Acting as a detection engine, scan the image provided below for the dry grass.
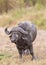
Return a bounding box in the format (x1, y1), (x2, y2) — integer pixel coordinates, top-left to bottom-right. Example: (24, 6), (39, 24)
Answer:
(0, 7), (46, 65)
(0, 28), (46, 65)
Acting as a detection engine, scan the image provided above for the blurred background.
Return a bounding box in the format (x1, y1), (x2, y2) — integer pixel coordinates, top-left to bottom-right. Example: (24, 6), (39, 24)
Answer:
(0, 0), (46, 29)
(0, 0), (46, 65)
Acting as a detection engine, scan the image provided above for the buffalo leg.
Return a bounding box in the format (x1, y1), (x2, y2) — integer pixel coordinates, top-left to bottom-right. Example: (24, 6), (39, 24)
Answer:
(29, 44), (35, 60)
(16, 45), (22, 59)
(18, 49), (22, 59)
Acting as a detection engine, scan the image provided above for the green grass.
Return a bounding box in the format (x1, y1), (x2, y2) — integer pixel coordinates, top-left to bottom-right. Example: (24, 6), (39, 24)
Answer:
(11, 9), (26, 19)
(0, 53), (12, 61)
(0, 7), (46, 29)
(0, 54), (4, 60)
(34, 18), (46, 29)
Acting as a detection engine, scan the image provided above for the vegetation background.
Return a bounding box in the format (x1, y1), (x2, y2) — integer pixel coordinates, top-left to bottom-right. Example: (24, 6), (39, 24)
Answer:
(0, 0), (46, 29)
(0, 0), (46, 65)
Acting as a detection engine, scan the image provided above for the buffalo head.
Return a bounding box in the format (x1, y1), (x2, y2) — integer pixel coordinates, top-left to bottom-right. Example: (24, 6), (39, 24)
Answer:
(5, 27), (28, 43)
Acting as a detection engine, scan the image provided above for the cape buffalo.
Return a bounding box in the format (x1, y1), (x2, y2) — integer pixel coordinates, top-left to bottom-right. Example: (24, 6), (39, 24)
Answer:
(5, 21), (37, 60)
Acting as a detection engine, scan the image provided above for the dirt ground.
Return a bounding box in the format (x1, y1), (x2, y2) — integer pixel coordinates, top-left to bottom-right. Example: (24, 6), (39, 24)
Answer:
(0, 27), (46, 65)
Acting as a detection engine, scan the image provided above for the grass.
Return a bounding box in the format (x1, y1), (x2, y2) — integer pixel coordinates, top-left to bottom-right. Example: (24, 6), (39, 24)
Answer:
(0, 54), (4, 60)
(0, 5), (46, 65)
(0, 52), (46, 65)
(0, 7), (46, 29)
(0, 27), (46, 65)
(34, 17), (46, 29)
